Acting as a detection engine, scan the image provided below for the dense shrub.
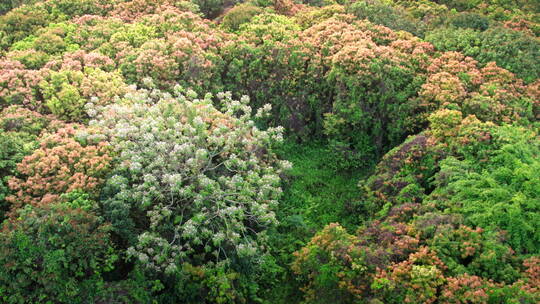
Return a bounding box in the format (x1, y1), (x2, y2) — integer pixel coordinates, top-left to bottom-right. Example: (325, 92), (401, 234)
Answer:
(292, 223), (368, 303)
(220, 4), (264, 32)
(0, 106), (53, 220)
(347, 0), (425, 37)
(372, 247), (447, 304)
(0, 58), (45, 109)
(0, 105), (57, 135)
(222, 13), (315, 136)
(0, 3), (51, 49)
(428, 225), (521, 283)
(357, 132), (443, 216)
(426, 27), (540, 83)
(0, 0), (38, 16)
(193, 0), (226, 19)
(0, 196), (115, 304)
(449, 12), (490, 31)
(39, 68), (128, 121)
(109, 0), (200, 22)
(44, 0), (116, 19)
(316, 18), (434, 167)
(117, 32), (222, 92)
(419, 52), (536, 124)
(92, 87), (290, 301)
(0, 132), (34, 220)
(6, 124), (112, 210)
(431, 124), (540, 254)
(0, 1), (538, 303)
(293, 218), (421, 303)
(5, 49), (50, 69)
(10, 22), (79, 56)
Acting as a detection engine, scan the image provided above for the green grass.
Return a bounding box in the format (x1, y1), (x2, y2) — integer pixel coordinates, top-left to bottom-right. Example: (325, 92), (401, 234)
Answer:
(277, 140), (367, 229)
(262, 140), (369, 303)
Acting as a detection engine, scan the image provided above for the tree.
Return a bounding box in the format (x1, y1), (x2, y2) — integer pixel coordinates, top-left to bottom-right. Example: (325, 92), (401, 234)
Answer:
(92, 86), (290, 302)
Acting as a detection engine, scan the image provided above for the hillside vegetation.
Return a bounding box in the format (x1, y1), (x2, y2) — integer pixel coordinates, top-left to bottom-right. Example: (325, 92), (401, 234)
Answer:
(0, 0), (539, 303)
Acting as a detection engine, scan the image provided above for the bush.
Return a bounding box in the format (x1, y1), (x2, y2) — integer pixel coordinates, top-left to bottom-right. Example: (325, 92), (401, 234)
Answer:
(220, 4), (263, 32)
(292, 223), (369, 304)
(293, 219), (421, 303)
(347, 0), (424, 37)
(117, 32), (222, 92)
(0, 105), (56, 135)
(193, 0), (226, 19)
(44, 0), (116, 19)
(418, 52), (535, 124)
(476, 27), (539, 83)
(0, 131), (35, 221)
(5, 49), (50, 69)
(222, 13), (313, 136)
(449, 12), (490, 31)
(432, 124), (540, 254)
(39, 68), (128, 121)
(0, 106), (53, 220)
(92, 87), (290, 302)
(0, 0), (38, 15)
(0, 3), (51, 49)
(10, 22), (80, 56)
(437, 0), (482, 11)
(6, 124), (112, 211)
(323, 30), (432, 167)
(426, 27), (540, 83)
(428, 225), (521, 283)
(372, 247), (447, 304)
(0, 196), (115, 303)
(0, 59), (45, 109)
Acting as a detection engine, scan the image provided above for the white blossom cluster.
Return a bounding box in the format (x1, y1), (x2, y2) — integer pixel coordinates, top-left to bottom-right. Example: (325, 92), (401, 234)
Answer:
(91, 86), (291, 273)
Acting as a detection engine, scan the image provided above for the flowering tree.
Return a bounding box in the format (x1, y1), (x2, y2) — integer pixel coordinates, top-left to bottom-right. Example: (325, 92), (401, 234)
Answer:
(91, 86), (290, 297)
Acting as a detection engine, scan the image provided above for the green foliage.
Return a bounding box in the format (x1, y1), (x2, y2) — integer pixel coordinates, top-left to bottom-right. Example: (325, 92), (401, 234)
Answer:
(262, 141), (364, 303)
(193, 0), (227, 19)
(44, 0), (116, 20)
(277, 141), (364, 228)
(475, 27), (539, 83)
(372, 247), (447, 304)
(0, 3), (51, 49)
(40, 70), (86, 120)
(0, 1), (539, 303)
(432, 125), (540, 254)
(0, 0), (38, 16)
(39, 68), (128, 121)
(5, 49), (50, 69)
(92, 87), (289, 302)
(6, 124), (112, 210)
(325, 59), (424, 168)
(0, 131), (36, 221)
(347, 0), (425, 36)
(99, 22), (158, 58)
(0, 106), (49, 221)
(10, 22), (79, 56)
(449, 12), (490, 30)
(427, 26), (540, 83)
(437, 0), (482, 11)
(221, 4), (264, 32)
(292, 223), (369, 304)
(0, 199), (116, 303)
(357, 132), (442, 217)
(222, 13), (315, 137)
(428, 225), (521, 283)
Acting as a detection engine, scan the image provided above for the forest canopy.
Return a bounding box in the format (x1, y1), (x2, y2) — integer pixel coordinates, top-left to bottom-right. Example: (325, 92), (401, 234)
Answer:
(0, 0), (539, 303)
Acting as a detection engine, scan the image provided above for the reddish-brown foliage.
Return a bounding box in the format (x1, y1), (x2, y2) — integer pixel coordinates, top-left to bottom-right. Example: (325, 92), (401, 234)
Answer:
(6, 125), (111, 211)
